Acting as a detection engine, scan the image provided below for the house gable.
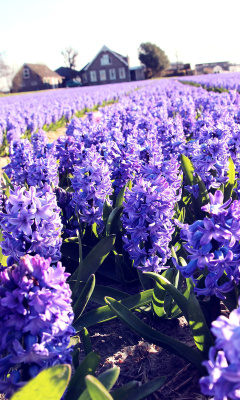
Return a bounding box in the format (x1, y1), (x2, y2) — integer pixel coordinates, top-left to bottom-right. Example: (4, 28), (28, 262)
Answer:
(80, 45), (130, 86)
(12, 64), (63, 93)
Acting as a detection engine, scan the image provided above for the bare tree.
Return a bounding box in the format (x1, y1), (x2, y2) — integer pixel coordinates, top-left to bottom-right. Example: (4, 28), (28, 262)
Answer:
(61, 47), (78, 70)
(0, 53), (13, 91)
(0, 53), (10, 78)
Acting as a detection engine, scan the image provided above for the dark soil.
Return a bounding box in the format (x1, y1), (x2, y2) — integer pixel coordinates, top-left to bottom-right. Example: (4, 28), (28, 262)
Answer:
(78, 275), (209, 400)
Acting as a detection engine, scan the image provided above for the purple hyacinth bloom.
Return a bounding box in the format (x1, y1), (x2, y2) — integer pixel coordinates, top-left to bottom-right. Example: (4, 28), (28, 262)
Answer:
(200, 301), (240, 399)
(0, 254), (75, 398)
(0, 184), (62, 264)
(3, 139), (33, 185)
(31, 129), (48, 157)
(174, 190), (240, 298)
(71, 146), (112, 231)
(27, 154), (59, 188)
(122, 175), (175, 272)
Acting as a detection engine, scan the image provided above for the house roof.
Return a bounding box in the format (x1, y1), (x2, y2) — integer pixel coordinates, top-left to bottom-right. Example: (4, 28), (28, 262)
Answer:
(55, 67), (80, 79)
(195, 62), (229, 67)
(24, 63), (62, 78)
(130, 66), (145, 71)
(81, 45), (129, 71)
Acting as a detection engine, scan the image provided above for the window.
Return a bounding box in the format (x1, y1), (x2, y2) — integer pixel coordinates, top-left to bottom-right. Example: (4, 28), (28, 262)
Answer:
(119, 67), (126, 79)
(100, 54), (112, 66)
(30, 81), (37, 86)
(90, 70), (97, 82)
(109, 68), (116, 80)
(99, 70), (106, 81)
(23, 68), (30, 79)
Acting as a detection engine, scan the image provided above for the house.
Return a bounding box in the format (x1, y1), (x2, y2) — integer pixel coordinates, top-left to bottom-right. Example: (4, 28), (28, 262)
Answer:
(195, 62), (230, 75)
(54, 67), (81, 87)
(12, 64), (64, 92)
(163, 62), (194, 77)
(80, 45), (131, 86)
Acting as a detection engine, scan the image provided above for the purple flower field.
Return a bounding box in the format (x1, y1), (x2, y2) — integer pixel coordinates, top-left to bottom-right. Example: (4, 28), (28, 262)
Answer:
(179, 71), (240, 91)
(1, 77), (240, 399)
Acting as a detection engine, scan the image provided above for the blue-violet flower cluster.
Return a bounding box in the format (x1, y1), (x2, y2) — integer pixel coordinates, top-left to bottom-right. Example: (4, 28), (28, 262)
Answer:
(0, 184), (62, 265)
(174, 190), (240, 298)
(71, 147), (112, 231)
(122, 175), (175, 272)
(200, 300), (240, 399)
(0, 254), (75, 398)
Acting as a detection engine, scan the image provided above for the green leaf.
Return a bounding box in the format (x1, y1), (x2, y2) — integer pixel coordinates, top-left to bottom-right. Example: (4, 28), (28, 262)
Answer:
(72, 230), (85, 298)
(73, 283), (130, 306)
(64, 237), (78, 243)
(181, 154), (194, 185)
(103, 200), (113, 226)
(85, 375), (113, 400)
(70, 235), (116, 282)
(112, 382), (139, 400)
(0, 229), (8, 266)
(124, 376), (166, 400)
(115, 181), (131, 208)
(145, 272), (189, 322)
(2, 172), (14, 190)
(194, 173), (210, 213)
(78, 368), (120, 400)
(152, 269), (175, 318)
(178, 207), (185, 223)
(106, 207), (123, 236)
(181, 155), (209, 219)
(68, 335), (80, 348)
(188, 293), (215, 356)
(10, 364), (71, 400)
(65, 352), (101, 400)
(81, 327), (93, 356)
(74, 289), (153, 332)
(92, 223), (99, 238)
(73, 275), (95, 322)
(224, 157), (235, 202)
(105, 297), (205, 371)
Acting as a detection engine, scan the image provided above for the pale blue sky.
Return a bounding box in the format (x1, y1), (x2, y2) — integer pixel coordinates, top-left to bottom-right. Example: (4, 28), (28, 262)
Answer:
(1, 0), (240, 73)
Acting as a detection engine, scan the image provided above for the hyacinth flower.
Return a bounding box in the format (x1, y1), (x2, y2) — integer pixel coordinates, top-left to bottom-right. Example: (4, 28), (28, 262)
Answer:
(174, 190), (240, 299)
(110, 143), (142, 195)
(0, 184), (62, 265)
(55, 135), (85, 177)
(184, 135), (230, 192)
(27, 154), (59, 188)
(3, 139), (33, 185)
(122, 174), (176, 272)
(71, 146), (112, 232)
(55, 187), (77, 237)
(200, 301), (240, 400)
(0, 254), (75, 398)
(31, 129), (48, 157)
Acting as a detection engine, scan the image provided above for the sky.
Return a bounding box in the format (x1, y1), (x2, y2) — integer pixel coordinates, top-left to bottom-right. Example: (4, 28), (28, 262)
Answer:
(1, 0), (240, 74)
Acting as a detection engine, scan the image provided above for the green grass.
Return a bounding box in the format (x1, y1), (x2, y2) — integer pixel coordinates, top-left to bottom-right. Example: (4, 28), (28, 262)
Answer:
(179, 80), (229, 93)
(0, 88), (64, 98)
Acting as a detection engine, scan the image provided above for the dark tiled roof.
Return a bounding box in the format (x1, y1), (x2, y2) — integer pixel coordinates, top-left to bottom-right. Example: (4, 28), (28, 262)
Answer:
(25, 64), (62, 78)
(55, 67), (80, 79)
